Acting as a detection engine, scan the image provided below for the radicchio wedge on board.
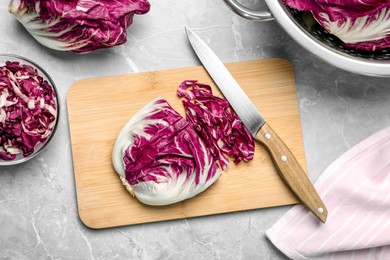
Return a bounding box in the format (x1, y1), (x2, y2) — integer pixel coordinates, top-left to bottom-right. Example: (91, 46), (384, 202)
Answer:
(177, 80), (255, 170)
(112, 98), (221, 206)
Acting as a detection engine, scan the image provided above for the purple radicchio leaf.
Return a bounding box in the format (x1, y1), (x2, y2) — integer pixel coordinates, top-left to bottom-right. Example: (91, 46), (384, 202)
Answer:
(8, 0), (151, 53)
(283, 0), (390, 51)
(177, 80), (255, 170)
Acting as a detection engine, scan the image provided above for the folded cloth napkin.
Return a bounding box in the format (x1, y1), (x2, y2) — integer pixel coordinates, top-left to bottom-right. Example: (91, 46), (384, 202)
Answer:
(266, 126), (390, 260)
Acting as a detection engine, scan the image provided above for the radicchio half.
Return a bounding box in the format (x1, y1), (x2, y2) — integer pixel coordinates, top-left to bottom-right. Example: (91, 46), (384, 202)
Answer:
(284, 0), (390, 51)
(177, 80), (255, 170)
(8, 0), (151, 53)
(112, 98), (221, 206)
(0, 61), (57, 160)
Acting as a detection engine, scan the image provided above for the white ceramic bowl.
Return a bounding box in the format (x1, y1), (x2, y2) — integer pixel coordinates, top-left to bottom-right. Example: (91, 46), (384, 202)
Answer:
(0, 54), (60, 166)
(224, 0), (390, 77)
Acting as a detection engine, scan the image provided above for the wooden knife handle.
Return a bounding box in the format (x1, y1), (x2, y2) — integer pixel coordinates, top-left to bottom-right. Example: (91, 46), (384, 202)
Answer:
(256, 122), (328, 223)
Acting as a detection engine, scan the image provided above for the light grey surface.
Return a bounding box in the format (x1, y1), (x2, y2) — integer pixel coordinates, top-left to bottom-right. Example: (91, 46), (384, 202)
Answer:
(1, 1), (390, 259)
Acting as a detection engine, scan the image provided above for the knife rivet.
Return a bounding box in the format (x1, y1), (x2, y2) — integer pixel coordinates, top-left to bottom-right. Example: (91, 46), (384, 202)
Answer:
(265, 133), (271, 139)
(280, 155), (287, 162)
(317, 207), (324, 214)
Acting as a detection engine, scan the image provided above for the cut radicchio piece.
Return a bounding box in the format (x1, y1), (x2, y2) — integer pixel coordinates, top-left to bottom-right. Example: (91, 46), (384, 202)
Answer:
(177, 80), (255, 170)
(0, 61), (57, 161)
(112, 98), (221, 206)
(8, 0), (151, 53)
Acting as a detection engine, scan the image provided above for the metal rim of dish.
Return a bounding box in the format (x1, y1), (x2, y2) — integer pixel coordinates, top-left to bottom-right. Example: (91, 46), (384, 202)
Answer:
(223, 0), (390, 77)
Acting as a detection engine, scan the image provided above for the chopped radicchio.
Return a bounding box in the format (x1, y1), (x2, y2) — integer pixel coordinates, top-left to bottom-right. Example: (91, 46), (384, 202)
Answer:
(0, 61), (57, 161)
(112, 81), (255, 206)
(8, 0), (151, 53)
(112, 98), (221, 206)
(177, 80), (255, 170)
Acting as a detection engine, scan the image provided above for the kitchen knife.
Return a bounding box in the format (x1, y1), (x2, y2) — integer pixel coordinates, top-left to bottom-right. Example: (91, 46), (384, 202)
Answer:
(185, 27), (328, 223)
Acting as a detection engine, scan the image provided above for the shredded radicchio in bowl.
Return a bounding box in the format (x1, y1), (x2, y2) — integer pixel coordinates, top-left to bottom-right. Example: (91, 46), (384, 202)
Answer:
(0, 60), (57, 161)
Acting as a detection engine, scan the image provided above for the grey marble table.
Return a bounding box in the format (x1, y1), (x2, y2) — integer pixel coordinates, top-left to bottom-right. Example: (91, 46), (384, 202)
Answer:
(1, 1), (390, 259)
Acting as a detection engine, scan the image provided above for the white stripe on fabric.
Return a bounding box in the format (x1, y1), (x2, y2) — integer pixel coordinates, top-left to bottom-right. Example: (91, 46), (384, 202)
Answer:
(278, 135), (390, 242)
(279, 146), (379, 243)
(314, 164), (390, 253)
(297, 145), (390, 251)
(326, 162), (390, 252)
(265, 127), (390, 260)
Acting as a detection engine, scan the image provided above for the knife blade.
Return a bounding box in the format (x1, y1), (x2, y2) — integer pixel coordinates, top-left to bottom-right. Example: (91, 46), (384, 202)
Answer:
(185, 27), (328, 223)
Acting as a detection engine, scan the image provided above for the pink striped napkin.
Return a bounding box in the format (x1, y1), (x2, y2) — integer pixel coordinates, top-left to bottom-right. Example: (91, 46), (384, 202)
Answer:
(266, 126), (390, 259)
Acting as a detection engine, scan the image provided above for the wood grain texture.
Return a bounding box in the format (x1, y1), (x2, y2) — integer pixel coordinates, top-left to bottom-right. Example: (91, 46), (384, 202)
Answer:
(257, 122), (327, 223)
(67, 58), (306, 229)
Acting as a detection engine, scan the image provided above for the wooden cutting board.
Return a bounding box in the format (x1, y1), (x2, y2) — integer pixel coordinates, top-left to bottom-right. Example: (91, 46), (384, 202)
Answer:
(67, 58), (306, 229)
